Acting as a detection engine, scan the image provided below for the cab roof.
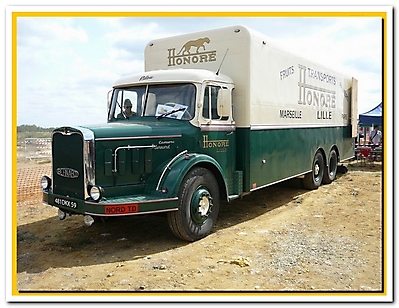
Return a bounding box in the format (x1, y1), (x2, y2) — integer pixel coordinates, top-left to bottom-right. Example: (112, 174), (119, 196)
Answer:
(113, 68), (233, 88)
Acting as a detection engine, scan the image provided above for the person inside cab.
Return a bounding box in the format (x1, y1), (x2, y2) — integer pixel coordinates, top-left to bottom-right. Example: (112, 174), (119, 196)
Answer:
(117, 99), (136, 118)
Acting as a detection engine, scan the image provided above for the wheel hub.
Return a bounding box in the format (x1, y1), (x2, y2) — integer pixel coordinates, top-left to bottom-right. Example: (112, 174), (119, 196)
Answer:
(314, 163), (320, 176)
(191, 187), (213, 224)
(198, 194), (210, 216)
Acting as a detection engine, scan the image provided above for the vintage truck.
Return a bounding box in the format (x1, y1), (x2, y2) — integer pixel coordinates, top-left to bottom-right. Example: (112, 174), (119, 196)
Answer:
(42, 25), (357, 241)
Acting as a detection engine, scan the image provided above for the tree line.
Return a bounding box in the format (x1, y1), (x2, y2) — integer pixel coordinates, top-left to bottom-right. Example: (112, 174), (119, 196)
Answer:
(17, 125), (55, 142)
(17, 124), (54, 133)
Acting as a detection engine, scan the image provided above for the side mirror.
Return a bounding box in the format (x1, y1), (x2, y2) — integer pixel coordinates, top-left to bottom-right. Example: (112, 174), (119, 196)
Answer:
(217, 88), (231, 117)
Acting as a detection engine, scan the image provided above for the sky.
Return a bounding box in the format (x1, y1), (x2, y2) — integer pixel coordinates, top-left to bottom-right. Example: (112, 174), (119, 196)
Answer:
(13, 9), (387, 128)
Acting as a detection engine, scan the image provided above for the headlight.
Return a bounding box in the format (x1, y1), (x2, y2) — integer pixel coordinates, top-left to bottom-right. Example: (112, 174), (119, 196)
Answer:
(89, 185), (104, 202)
(41, 176), (52, 190)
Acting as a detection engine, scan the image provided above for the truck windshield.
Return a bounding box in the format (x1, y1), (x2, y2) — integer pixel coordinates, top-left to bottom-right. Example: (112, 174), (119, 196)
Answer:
(108, 84), (196, 121)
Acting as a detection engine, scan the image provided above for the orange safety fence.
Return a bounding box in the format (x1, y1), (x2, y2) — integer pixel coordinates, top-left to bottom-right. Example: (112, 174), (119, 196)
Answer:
(16, 165), (51, 206)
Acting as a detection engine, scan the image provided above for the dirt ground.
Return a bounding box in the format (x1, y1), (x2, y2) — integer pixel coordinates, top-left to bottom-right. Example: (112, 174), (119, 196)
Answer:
(14, 157), (386, 300)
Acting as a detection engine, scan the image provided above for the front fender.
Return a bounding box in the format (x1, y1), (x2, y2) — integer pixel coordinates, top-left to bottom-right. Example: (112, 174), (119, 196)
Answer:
(154, 153), (228, 200)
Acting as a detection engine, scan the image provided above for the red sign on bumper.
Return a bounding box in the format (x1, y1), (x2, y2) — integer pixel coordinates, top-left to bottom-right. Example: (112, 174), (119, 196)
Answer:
(105, 204), (139, 215)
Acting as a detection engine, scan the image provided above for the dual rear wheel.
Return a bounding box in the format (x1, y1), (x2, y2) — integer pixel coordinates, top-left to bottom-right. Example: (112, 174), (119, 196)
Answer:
(303, 149), (338, 190)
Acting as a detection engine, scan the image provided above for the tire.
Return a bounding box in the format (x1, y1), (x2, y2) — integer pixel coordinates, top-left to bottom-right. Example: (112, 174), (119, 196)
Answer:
(167, 167), (220, 241)
(303, 151), (325, 190)
(323, 149), (338, 184)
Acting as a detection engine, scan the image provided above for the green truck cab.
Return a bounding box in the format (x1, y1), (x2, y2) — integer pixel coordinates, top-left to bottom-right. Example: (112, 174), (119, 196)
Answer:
(42, 69), (237, 241)
(42, 25), (357, 241)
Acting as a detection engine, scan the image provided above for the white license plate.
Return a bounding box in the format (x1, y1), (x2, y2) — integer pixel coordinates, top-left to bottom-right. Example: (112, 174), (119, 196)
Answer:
(54, 197), (77, 209)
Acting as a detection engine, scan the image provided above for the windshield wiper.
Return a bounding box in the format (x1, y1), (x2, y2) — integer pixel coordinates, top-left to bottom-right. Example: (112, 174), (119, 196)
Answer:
(157, 107), (186, 119)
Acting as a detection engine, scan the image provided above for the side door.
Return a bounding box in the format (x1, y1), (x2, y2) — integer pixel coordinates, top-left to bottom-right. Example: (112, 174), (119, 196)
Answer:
(199, 83), (236, 194)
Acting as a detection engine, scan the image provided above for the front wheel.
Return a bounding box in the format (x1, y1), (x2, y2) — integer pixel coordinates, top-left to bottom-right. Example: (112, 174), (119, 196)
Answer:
(303, 151), (325, 190)
(167, 167), (220, 241)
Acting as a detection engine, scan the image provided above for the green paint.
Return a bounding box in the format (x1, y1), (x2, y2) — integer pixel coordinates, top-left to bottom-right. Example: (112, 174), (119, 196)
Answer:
(45, 117), (353, 217)
(236, 126), (353, 191)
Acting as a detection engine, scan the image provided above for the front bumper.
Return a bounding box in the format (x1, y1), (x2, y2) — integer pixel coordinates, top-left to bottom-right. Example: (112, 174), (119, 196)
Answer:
(43, 190), (179, 217)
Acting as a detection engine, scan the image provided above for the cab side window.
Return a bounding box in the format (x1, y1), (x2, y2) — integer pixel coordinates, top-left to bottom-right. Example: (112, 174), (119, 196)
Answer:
(202, 85), (220, 120)
(202, 85), (229, 121)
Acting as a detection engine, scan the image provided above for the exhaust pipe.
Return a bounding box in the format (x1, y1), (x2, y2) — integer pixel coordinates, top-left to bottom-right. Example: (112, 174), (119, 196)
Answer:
(58, 209), (66, 220)
(84, 215), (95, 226)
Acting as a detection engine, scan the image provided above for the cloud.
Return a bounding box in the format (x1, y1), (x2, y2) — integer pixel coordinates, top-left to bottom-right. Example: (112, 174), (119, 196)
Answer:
(16, 16), (384, 127)
(18, 18), (87, 47)
(343, 57), (381, 75)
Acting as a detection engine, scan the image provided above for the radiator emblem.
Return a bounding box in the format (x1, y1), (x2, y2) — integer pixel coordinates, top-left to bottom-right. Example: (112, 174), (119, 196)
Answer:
(56, 167), (79, 179)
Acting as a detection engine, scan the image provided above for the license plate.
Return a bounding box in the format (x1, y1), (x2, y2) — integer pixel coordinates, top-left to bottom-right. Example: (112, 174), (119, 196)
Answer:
(105, 204), (139, 215)
(54, 197), (78, 209)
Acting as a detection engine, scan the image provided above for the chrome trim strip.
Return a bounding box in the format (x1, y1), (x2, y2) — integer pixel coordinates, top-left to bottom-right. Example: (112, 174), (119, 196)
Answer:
(156, 150), (188, 191)
(200, 124), (236, 132)
(76, 127), (96, 199)
(75, 126), (95, 141)
(341, 156), (356, 162)
(113, 144), (156, 173)
(250, 171), (310, 192)
(85, 196), (179, 206)
(84, 207), (179, 217)
(250, 124), (346, 130)
(95, 134), (182, 141)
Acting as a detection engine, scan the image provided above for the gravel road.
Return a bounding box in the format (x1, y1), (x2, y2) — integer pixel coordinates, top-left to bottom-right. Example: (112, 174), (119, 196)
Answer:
(15, 160), (386, 302)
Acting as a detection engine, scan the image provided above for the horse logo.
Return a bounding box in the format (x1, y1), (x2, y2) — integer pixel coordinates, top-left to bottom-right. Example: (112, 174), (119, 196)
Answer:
(178, 37), (210, 55)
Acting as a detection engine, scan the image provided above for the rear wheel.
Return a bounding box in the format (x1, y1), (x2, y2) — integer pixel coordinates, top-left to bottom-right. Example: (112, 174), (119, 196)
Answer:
(303, 151), (325, 190)
(323, 149), (338, 184)
(167, 167), (220, 241)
